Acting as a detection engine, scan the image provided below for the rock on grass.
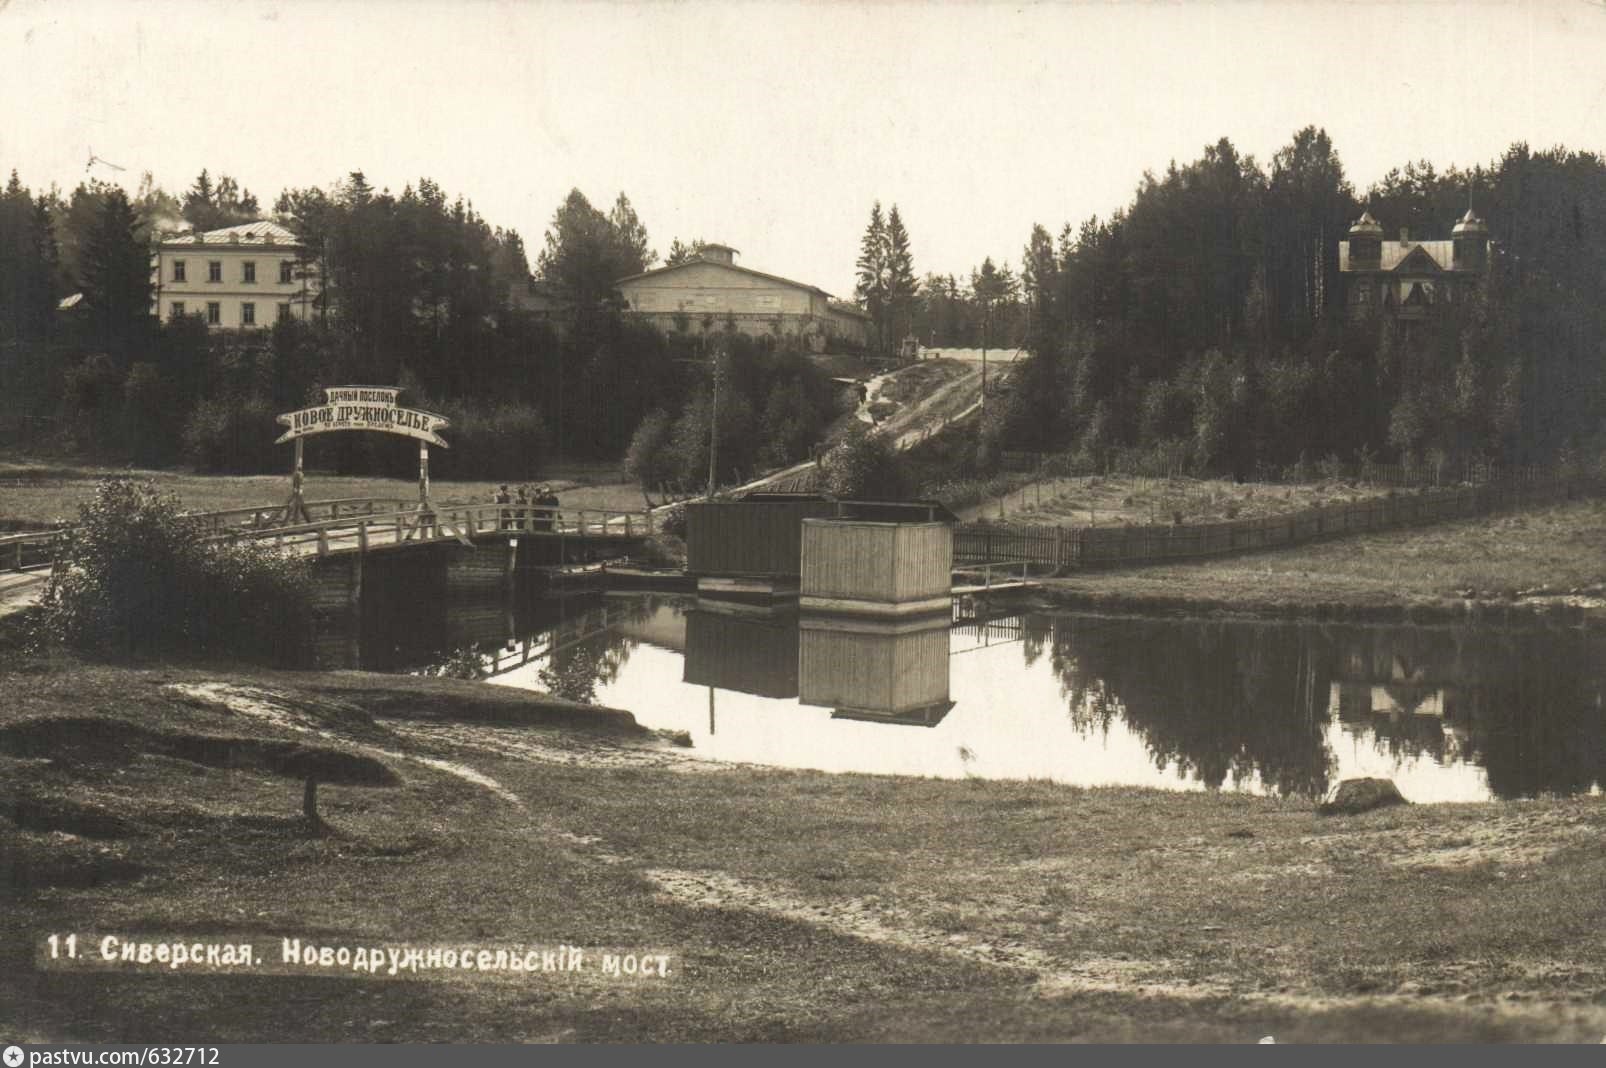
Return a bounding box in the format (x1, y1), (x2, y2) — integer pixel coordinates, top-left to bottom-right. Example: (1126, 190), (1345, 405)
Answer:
(1319, 777), (1408, 816)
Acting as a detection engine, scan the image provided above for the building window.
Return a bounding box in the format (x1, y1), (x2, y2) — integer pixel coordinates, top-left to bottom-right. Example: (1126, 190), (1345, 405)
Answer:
(242, 261), (257, 284)
(279, 261), (294, 284)
(241, 302), (256, 326)
(170, 301), (186, 319)
(206, 302), (221, 325)
(277, 303), (292, 323)
(172, 260), (187, 282)
(208, 261), (222, 283)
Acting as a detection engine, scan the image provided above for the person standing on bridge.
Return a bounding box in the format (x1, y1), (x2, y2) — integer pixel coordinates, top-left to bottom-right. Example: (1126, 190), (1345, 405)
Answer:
(495, 485), (512, 531)
(513, 485), (530, 531)
(538, 485), (559, 533)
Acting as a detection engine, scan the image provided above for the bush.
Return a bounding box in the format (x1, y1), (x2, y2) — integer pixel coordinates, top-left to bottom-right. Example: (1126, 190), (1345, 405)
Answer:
(429, 401), (549, 482)
(656, 502), (688, 538)
(182, 395), (280, 473)
(821, 425), (913, 500)
(35, 478), (313, 664)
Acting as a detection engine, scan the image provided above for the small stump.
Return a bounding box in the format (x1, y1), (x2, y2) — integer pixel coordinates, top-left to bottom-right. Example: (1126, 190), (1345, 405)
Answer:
(1318, 777), (1408, 816)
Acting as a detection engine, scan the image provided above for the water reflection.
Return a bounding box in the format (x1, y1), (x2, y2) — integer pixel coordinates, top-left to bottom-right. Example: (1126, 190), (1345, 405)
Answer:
(406, 592), (1605, 801)
(798, 615), (954, 726)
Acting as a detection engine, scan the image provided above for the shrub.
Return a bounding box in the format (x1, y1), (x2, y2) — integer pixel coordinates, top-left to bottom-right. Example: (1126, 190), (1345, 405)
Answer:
(821, 425), (912, 500)
(656, 502), (688, 538)
(182, 395), (280, 473)
(36, 478), (313, 664)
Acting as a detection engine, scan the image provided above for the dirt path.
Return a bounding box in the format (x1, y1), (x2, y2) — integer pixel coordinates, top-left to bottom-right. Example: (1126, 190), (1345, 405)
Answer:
(167, 682), (526, 806)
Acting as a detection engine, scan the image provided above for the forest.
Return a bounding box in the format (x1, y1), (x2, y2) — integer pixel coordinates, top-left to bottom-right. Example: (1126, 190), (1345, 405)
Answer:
(2, 125), (1603, 488)
(0, 171), (837, 485)
(991, 130), (1606, 476)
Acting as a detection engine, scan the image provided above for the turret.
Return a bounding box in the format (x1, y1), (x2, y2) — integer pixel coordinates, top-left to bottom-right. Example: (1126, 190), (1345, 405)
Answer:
(1451, 209), (1489, 270)
(697, 243), (739, 266)
(1347, 211), (1383, 266)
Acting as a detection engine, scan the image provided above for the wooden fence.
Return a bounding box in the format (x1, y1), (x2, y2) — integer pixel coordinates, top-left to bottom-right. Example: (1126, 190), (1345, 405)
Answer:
(954, 476), (1597, 570)
(996, 449), (1569, 489)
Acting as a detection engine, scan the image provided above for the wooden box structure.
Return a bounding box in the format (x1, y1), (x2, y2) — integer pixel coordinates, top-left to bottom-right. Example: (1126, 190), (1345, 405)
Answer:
(798, 614), (953, 726)
(799, 505), (954, 617)
(685, 494), (836, 598)
(683, 601), (800, 699)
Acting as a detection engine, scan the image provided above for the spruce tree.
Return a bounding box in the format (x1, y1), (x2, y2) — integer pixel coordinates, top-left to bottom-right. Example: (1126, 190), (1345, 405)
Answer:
(854, 202), (888, 353)
(81, 188), (152, 361)
(884, 205), (917, 352)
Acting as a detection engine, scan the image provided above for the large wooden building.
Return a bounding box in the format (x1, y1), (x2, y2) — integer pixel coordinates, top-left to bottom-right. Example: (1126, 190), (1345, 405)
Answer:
(1338, 209), (1490, 322)
(616, 244), (870, 350)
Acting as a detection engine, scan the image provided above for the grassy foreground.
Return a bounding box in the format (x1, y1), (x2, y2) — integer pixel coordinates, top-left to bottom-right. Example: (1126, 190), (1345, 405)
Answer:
(4, 659), (1606, 1043)
(1038, 498), (1606, 623)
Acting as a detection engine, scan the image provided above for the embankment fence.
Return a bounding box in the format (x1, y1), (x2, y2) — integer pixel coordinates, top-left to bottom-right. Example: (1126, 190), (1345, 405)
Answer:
(953, 476), (1599, 570)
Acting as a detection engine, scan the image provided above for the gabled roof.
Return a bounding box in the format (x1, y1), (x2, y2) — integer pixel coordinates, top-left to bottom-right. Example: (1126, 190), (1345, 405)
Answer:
(1339, 239), (1461, 272)
(616, 257), (833, 299)
(161, 220), (302, 247)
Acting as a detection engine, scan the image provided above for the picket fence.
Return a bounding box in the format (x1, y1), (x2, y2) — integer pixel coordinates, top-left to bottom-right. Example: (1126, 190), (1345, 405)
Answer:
(953, 476), (1595, 570)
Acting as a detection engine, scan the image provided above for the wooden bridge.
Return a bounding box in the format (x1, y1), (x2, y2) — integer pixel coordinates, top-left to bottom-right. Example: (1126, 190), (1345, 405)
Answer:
(2, 497), (657, 570)
(0, 497), (657, 632)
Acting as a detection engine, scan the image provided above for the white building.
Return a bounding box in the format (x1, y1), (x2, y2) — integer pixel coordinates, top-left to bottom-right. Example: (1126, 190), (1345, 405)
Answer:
(150, 220), (318, 330)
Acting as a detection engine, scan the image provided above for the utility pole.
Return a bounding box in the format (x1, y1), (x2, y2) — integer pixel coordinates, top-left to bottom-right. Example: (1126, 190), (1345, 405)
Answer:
(980, 299), (991, 419)
(706, 336), (720, 499)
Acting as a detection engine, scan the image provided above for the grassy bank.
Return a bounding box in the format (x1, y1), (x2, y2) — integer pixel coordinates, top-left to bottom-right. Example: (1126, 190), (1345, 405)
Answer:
(4, 658), (1606, 1043)
(1036, 499), (1606, 623)
(961, 473), (1399, 525)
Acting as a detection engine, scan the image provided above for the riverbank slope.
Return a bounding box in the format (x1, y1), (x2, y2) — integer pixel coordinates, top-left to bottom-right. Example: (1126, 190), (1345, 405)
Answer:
(4, 658), (1604, 1043)
(1035, 498), (1606, 624)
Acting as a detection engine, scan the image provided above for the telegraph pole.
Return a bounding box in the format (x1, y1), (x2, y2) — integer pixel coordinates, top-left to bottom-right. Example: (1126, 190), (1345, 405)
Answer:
(980, 300), (991, 419)
(706, 336), (721, 499)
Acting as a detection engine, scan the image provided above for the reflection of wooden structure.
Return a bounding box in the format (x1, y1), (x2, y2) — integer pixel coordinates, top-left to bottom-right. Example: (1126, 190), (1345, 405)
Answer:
(798, 613), (953, 726)
(683, 601), (800, 699)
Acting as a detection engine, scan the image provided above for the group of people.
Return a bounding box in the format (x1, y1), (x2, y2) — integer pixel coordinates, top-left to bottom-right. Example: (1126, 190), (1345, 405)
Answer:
(494, 483), (560, 532)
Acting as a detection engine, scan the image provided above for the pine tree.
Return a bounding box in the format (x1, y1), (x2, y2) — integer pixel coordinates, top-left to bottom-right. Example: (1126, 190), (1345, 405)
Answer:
(665, 238), (708, 266)
(608, 193), (655, 274)
(854, 202), (888, 352)
(884, 205), (917, 351)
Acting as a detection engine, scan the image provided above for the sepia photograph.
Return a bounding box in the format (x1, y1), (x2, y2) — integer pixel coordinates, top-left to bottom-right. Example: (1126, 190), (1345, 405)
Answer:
(2, 0), (1605, 1049)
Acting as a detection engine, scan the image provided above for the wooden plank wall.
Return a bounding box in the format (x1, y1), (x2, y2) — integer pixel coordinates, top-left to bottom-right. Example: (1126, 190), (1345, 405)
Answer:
(686, 500), (836, 577)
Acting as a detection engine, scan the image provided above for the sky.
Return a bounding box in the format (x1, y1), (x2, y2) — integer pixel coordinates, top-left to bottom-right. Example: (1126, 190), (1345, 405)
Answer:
(3, 0), (1606, 297)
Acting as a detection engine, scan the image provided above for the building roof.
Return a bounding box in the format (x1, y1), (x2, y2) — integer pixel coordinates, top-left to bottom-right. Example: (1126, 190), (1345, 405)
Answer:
(1348, 211), (1384, 236)
(161, 220), (302, 247)
(1339, 239), (1462, 273)
(828, 300), (873, 321)
(616, 257), (834, 299)
(1452, 208), (1488, 235)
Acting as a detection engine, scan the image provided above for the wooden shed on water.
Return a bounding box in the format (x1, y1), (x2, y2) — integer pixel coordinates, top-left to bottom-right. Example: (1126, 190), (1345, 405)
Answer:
(685, 494), (837, 598)
(799, 501), (956, 618)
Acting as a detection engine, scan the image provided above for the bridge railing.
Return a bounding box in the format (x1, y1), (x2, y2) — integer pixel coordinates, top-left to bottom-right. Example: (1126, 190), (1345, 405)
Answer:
(8, 498), (655, 570)
(1, 529), (66, 572)
(207, 503), (656, 558)
(183, 497), (415, 533)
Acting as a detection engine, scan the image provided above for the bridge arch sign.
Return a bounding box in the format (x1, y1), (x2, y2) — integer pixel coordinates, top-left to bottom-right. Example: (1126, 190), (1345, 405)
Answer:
(276, 386), (450, 525)
(275, 386), (449, 448)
